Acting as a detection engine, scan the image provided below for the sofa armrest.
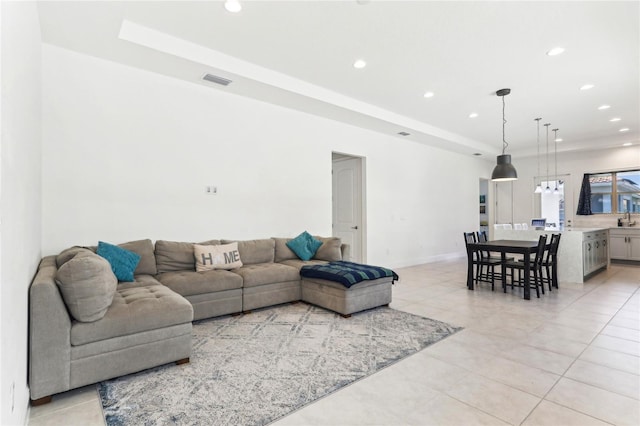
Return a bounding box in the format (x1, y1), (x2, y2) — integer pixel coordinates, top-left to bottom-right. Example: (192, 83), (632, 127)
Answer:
(29, 256), (72, 400)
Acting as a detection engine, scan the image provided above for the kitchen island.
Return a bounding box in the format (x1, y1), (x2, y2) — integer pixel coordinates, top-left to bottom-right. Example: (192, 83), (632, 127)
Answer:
(493, 227), (609, 284)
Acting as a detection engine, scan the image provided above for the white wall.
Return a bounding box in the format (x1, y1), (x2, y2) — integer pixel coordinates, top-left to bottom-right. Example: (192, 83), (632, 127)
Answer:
(495, 146), (640, 228)
(0, 2), (42, 424)
(42, 44), (490, 268)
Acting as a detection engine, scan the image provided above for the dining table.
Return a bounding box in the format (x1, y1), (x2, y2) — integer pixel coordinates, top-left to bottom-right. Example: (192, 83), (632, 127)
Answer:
(466, 239), (540, 300)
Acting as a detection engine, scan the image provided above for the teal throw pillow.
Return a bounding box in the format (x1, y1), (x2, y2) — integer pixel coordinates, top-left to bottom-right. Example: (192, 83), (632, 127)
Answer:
(97, 241), (141, 282)
(286, 231), (323, 261)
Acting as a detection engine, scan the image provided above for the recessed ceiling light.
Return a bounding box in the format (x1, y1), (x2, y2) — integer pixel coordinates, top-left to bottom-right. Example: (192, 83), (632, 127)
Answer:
(597, 105), (611, 110)
(580, 84), (594, 91)
(619, 128), (630, 132)
(473, 153), (482, 156)
(547, 47), (565, 56)
(469, 112), (478, 118)
(224, 0), (242, 13)
(423, 91), (435, 98)
(610, 117), (621, 122)
(555, 138), (563, 142)
(623, 142), (632, 146)
(353, 59), (367, 69)
(397, 131), (411, 136)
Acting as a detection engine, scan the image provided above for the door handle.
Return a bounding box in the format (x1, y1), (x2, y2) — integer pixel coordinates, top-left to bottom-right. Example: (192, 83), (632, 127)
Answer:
(351, 226), (359, 230)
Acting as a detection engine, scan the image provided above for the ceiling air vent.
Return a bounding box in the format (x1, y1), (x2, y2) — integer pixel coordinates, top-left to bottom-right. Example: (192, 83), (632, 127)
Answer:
(397, 131), (411, 136)
(202, 73), (232, 86)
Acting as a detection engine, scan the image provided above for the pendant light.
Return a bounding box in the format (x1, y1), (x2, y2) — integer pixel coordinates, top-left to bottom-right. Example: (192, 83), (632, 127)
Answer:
(544, 123), (551, 193)
(534, 118), (543, 193)
(491, 89), (518, 181)
(553, 128), (560, 194)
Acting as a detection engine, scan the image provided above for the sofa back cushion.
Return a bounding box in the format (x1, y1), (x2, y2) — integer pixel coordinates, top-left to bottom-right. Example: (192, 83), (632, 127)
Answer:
(155, 240), (221, 273)
(55, 252), (117, 322)
(119, 239), (157, 276)
(221, 239), (274, 265)
(313, 236), (343, 262)
(274, 236), (343, 262)
(273, 238), (297, 262)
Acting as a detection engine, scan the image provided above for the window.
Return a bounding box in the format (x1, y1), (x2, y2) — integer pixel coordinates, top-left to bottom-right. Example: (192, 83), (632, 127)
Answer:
(617, 171), (640, 213)
(589, 170), (640, 214)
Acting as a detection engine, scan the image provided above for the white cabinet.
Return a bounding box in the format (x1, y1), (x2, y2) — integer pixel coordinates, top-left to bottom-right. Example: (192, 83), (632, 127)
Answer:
(583, 230), (608, 276)
(609, 229), (640, 261)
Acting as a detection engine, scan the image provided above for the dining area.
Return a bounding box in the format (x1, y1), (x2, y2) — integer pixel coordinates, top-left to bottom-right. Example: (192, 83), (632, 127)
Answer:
(464, 231), (561, 300)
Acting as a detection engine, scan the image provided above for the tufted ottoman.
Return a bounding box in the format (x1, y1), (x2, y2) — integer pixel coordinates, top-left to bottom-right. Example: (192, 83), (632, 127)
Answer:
(301, 276), (393, 317)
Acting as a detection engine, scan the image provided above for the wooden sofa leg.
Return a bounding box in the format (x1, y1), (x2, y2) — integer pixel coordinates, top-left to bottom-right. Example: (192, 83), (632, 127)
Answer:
(175, 358), (190, 365)
(31, 396), (52, 406)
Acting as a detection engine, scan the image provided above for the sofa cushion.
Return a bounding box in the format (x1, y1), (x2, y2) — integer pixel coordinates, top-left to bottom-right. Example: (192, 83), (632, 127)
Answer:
(194, 242), (242, 271)
(155, 240), (221, 273)
(55, 252), (118, 322)
(222, 239), (275, 265)
(97, 241), (140, 282)
(156, 240), (194, 273)
(119, 239), (157, 276)
(313, 236), (343, 262)
(56, 246), (95, 268)
(157, 270), (243, 297)
(233, 263), (300, 288)
(70, 284), (193, 346)
(280, 259), (328, 270)
(273, 237), (297, 263)
(286, 231), (322, 261)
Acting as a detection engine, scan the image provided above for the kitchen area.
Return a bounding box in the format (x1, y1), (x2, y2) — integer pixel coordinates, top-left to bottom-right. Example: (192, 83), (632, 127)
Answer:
(485, 165), (640, 285)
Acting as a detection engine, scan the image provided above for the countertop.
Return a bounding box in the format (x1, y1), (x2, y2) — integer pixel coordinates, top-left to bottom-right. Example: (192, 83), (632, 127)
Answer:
(609, 227), (640, 232)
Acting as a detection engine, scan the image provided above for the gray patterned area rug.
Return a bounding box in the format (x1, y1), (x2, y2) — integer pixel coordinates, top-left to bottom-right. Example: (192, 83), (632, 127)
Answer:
(99, 303), (461, 425)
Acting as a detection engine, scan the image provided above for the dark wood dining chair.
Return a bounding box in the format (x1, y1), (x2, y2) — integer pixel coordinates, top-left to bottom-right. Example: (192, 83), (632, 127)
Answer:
(503, 234), (547, 298)
(464, 232), (501, 290)
(541, 233), (561, 291)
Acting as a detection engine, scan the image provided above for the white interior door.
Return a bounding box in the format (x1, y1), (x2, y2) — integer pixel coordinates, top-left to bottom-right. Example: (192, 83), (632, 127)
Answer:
(332, 154), (364, 262)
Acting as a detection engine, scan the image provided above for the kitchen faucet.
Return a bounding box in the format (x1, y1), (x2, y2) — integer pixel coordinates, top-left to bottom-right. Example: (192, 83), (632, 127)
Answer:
(624, 210), (636, 226)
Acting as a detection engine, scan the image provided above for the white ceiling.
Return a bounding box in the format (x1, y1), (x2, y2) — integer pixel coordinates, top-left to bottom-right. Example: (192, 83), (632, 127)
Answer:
(37, 1), (640, 159)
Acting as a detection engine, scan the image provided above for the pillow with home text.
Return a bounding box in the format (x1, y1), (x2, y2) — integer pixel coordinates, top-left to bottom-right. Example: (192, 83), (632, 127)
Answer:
(193, 242), (243, 271)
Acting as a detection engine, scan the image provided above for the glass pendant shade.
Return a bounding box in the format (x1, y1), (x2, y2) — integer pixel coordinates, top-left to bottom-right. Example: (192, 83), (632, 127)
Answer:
(534, 184), (543, 193)
(491, 154), (518, 181)
(545, 185), (551, 194)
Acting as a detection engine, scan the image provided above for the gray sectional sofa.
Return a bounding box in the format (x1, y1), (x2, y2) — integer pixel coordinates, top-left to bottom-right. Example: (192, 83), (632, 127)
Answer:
(29, 235), (392, 404)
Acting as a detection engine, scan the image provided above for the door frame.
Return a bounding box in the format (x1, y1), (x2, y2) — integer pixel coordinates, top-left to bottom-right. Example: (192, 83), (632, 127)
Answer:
(332, 151), (366, 263)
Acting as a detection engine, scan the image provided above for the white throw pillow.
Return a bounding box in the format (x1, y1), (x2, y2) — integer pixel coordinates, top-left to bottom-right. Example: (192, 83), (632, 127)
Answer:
(193, 242), (243, 271)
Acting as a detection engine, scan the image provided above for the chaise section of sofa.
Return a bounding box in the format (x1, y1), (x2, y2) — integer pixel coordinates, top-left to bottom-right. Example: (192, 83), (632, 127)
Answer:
(29, 243), (194, 404)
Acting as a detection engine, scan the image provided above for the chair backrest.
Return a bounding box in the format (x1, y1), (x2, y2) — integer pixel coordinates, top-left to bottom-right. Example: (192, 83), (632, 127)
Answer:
(514, 223), (523, 230)
(476, 230), (488, 243)
(521, 223), (529, 230)
(463, 232), (477, 246)
(503, 223), (513, 230)
(493, 224), (503, 230)
(534, 235), (548, 265)
(549, 233), (561, 256)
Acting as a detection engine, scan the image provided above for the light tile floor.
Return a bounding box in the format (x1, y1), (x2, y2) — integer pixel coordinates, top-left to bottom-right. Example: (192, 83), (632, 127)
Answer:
(28, 260), (640, 426)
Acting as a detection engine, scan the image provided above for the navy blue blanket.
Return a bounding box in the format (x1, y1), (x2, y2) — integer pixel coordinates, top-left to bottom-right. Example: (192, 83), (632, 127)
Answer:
(300, 261), (399, 288)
